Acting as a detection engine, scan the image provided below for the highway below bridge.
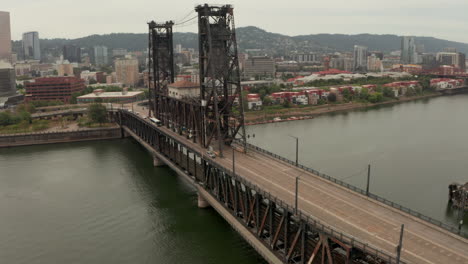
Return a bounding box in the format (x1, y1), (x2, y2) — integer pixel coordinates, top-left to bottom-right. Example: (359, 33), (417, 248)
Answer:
(111, 107), (468, 264)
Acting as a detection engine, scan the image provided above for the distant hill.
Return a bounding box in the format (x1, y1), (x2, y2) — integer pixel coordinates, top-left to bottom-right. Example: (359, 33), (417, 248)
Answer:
(12, 26), (468, 57)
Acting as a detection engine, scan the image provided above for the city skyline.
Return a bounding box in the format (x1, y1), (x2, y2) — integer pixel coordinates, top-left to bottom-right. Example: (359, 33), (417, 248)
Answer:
(3, 0), (468, 43)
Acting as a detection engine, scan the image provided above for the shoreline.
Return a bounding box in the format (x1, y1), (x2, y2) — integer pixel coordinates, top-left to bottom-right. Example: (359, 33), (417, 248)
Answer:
(245, 92), (443, 126)
(0, 125), (121, 148)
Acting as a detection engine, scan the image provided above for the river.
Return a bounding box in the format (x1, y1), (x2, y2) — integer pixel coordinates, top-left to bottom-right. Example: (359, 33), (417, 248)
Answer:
(0, 140), (265, 264)
(1, 95), (467, 263)
(247, 94), (468, 232)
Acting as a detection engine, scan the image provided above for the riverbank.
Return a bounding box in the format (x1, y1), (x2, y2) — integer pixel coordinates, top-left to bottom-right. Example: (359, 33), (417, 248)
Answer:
(245, 92), (442, 125)
(0, 125), (121, 148)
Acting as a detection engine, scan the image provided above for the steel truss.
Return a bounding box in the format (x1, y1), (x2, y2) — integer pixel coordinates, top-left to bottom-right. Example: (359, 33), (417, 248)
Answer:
(118, 111), (402, 264)
(148, 20), (175, 118)
(195, 4), (247, 156)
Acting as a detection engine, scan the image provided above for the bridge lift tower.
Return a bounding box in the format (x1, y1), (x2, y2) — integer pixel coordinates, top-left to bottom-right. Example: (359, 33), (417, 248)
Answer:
(147, 21), (175, 120)
(195, 4), (247, 157)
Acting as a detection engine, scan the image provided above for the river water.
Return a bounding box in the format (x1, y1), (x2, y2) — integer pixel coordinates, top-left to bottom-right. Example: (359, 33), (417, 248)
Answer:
(247, 94), (468, 232)
(1, 95), (467, 263)
(0, 140), (265, 264)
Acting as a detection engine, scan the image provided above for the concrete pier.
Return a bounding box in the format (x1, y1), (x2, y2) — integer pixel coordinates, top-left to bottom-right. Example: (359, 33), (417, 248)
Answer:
(197, 193), (210, 208)
(153, 156), (165, 167)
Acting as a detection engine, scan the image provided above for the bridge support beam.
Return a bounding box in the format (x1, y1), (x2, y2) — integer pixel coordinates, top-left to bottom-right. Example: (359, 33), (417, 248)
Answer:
(197, 192), (211, 208)
(153, 156), (165, 167)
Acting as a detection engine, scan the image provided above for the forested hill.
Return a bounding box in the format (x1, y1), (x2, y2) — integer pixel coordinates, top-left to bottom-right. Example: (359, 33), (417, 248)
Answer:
(12, 26), (468, 56)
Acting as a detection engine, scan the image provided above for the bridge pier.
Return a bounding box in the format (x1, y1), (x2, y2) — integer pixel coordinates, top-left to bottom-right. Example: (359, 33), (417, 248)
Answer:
(153, 156), (165, 167)
(197, 192), (210, 208)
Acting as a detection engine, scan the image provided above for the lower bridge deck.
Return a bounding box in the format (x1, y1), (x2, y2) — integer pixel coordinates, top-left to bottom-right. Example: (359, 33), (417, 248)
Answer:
(117, 109), (468, 264)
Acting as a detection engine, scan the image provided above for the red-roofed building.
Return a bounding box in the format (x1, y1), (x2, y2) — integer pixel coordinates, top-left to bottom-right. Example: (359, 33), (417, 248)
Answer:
(168, 80), (199, 99)
(383, 81), (420, 96)
(246, 93), (262, 110)
(430, 78), (463, 90)
(25, 77), (85, 103)
(316, 69), (352, 75)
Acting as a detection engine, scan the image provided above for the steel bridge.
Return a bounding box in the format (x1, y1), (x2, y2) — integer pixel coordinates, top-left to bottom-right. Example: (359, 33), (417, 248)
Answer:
(138, 4), (468, 263)
(110, 109), (468, 264)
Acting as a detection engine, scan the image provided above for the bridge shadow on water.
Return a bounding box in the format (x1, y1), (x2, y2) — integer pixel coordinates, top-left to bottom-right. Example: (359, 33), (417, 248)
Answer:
(121, 138), (268, 264)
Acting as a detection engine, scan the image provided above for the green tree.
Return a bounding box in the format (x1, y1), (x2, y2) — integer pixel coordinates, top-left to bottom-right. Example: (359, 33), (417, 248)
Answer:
(359, 88), (369, 101)
(70, 92), (81, 104)
(368, 92), (384, 103)
(262, 96), (272, 106)
(282, 100), (291, 108)
(88, 104), (107, 125)
(382, 87), (394, 98)
(341, 89), (352, 101)
(327, 92), (337, 102)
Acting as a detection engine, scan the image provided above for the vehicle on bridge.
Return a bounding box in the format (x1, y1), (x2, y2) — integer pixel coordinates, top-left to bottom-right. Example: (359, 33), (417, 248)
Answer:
(149, 117), (162, 126)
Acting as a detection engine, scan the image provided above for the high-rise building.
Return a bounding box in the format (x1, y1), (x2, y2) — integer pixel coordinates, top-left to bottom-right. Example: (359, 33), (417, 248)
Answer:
(243, 56), (276, 79)
(458, 53), (466, 72)
(401, 36), (417, 64)
(353, 45), (368, 72)
(175, 44), (182, 53)
(115, 57), (139, 87)
(443, 47), (457, 53)
(421, 53), (438, 70)
(25, 77), (85, 103)
(63, 45), (81, 63)
(437, 52), (458, 66)
(22, 31), (41, 61)
(367, 54), (383, 72)
(112, 48), (127, 57)
(0, 61), (16, 97)
(93, 46), (108, 66)
(0, 11), (12, 63)
(293, 53), (319, 64)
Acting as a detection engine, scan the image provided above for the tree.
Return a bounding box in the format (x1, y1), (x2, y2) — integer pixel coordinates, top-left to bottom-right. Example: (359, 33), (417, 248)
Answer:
(382, 87), (394, 98)
(88, 104), (107, 125)
(282, 100), (291, 108)
(368, 92), (384, 103)
(341, 89), (352, 101)
(359, 87), (369, 101)
(262, 96), (272, 106)
(70, 92), (81, 104)
(327, 92), (337, 102)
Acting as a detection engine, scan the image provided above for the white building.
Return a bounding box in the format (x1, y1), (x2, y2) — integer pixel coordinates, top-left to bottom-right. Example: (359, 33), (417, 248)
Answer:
(353, 45), (368, 72)
(168, 80), (199, 99)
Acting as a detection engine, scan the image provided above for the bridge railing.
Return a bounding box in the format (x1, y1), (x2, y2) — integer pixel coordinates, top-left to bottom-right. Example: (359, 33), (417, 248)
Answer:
(120, 111), (403, 263)
(242, 141), (468, 239)
(207, 157), (403, 264)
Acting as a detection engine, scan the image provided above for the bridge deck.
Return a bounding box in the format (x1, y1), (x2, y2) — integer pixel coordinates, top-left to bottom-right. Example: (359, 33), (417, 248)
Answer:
(130, 105), (468, 264)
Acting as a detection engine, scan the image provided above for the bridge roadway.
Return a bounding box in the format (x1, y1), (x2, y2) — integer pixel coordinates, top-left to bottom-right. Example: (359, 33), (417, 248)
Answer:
(128, 104), (468, 264)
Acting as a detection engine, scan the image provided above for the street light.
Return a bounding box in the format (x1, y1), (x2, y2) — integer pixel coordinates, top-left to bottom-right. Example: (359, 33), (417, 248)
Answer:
(295, 176), (299, 214)
(396, 224), (405, 264)
(366, 164), (371, 196)
(232, 147), (236, 177)
(288, 135), (299, 166)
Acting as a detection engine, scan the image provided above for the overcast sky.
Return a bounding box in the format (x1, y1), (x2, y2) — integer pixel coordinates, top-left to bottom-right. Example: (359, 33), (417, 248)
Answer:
(4, 0), (468, 43)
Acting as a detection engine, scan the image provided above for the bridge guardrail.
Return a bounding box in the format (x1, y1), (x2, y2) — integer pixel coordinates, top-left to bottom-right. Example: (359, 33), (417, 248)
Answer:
(120, 110), (403, 263)
(242, 141), (468, 239)
(207, 157), (403, 264)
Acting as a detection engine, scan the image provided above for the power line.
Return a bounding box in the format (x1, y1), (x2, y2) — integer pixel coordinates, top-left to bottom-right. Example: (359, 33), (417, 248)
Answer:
(340, 166), (368, 181)
(175, 15), (197, 26)
(175, 10), (195, 24)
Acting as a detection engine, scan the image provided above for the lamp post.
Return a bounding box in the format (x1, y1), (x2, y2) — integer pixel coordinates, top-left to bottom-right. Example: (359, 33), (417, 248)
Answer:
(232, 147), (236, 177)
(396, 224), (405, 264)
(366, 164), (371, 196)
(288, 135), (299, 166)
(295, 176), (299, 214)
